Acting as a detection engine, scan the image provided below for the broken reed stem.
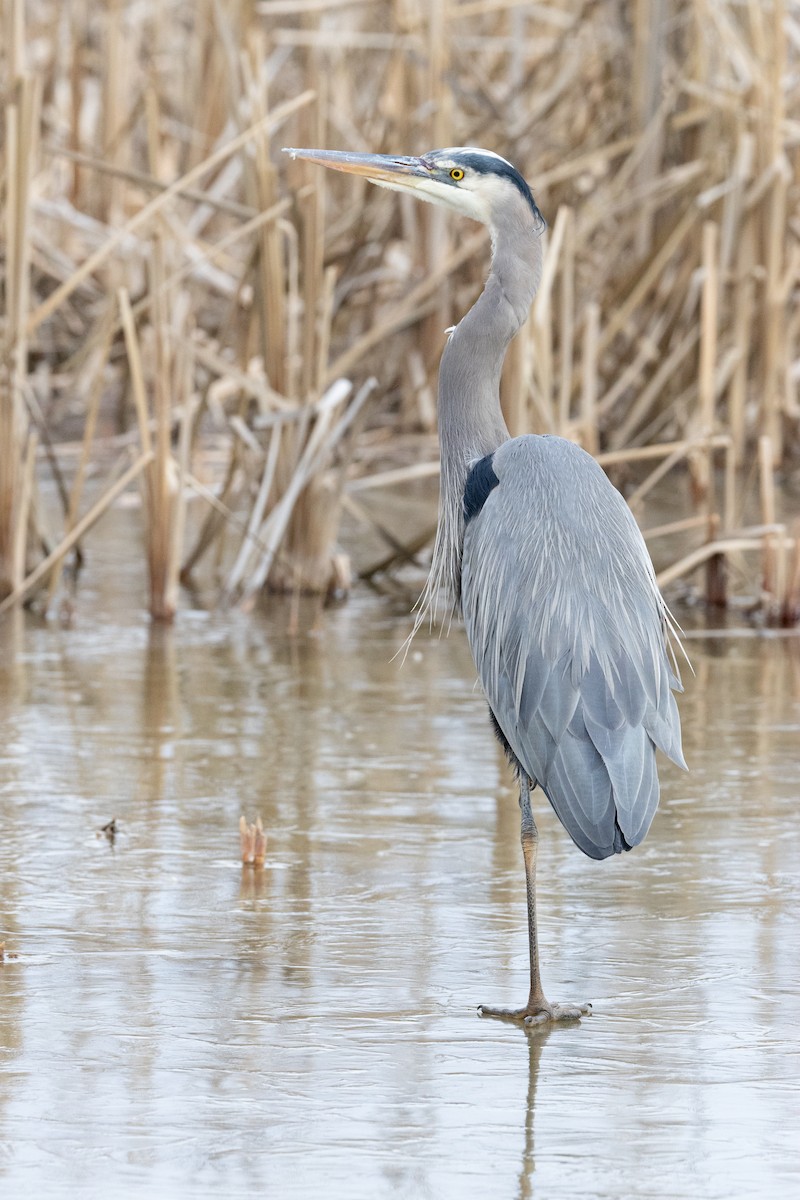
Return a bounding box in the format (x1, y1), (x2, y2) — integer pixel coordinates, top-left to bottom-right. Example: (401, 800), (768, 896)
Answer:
(239, 815), (267, 866)
(237, 377), (376, 603)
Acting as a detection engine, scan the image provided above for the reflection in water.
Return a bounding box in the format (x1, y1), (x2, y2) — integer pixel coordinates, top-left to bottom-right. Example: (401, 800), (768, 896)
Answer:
(518, 1027), (550, 1200)
(0, 509), (799, 1198)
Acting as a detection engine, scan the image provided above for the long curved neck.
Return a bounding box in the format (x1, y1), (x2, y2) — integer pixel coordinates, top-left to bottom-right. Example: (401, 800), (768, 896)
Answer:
(439, 226), (542, 461)
(424, 211), (543, 618)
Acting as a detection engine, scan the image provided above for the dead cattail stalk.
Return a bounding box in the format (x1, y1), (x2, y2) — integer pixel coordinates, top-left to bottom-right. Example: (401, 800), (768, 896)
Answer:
(239, 815), (267, 866)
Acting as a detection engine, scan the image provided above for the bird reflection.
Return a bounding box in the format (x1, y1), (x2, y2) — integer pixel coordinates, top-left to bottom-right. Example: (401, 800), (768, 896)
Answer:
(239, 863), (268, 904)
(517, 1025), (552, 1200)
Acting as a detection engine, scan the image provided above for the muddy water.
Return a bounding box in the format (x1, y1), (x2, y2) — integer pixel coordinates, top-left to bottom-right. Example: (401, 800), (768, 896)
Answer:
(1, 514), (799, 1199)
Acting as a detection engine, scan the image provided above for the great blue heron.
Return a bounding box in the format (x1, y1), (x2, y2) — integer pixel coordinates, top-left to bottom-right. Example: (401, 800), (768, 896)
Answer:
(284, 146), (687, 1026)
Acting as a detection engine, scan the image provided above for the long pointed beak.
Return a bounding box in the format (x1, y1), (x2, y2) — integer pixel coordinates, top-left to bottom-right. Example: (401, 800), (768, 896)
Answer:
(282, 147), (431, 189)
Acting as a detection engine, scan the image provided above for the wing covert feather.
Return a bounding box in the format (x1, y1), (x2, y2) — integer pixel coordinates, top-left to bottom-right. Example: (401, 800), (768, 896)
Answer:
(461, 435), (685, 861)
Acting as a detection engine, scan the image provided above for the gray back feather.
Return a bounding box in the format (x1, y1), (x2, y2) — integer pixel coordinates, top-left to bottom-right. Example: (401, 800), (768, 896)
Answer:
(461, 435), (685, 859)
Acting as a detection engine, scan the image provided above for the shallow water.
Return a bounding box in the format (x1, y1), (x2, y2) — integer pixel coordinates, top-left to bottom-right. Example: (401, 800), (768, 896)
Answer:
(1, 515), (799, 1199)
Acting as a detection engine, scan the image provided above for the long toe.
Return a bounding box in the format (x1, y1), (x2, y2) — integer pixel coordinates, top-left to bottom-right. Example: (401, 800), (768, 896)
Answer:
(478, 1000), (592, 1024)
(523, 1001), (592, 1026)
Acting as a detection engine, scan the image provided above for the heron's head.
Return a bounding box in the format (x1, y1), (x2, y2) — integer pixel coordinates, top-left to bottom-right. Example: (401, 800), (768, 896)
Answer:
(282, 146), (544, 234)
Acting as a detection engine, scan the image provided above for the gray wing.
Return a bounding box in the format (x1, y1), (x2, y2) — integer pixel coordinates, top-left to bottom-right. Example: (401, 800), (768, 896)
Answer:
(461, 435), (686, 861)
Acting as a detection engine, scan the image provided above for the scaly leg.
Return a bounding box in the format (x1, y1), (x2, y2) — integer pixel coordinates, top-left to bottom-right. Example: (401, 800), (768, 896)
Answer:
(478, 775), (592, 1026)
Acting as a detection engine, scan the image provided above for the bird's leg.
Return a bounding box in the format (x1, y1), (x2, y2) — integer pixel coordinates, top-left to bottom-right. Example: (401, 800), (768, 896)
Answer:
(478, 775), (592, 1026)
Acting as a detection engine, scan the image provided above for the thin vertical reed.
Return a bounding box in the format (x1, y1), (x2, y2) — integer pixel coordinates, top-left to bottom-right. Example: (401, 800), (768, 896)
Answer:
(759, 434), (777, 606)
(557, 208), (575, 434)
(581, 302), (600, 455)
(695, 220), (719, 520)
(1, 49), (40, 599)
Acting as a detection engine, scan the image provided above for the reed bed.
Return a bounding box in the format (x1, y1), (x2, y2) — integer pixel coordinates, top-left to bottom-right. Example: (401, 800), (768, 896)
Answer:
(1, 0), (799, 623)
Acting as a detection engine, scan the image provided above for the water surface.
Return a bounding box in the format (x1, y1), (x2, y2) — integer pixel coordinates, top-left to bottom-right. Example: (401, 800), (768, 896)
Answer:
(1, 513), (799, 1199)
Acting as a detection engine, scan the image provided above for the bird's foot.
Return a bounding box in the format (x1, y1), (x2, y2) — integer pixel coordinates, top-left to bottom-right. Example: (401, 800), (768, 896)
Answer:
(478, 999), (591, 1027)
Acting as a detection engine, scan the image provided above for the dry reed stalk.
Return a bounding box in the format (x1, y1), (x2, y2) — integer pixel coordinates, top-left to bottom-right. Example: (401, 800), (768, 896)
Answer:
(0, 452), (155, 617)
(631, 0), (666, 259)
(596, 434), (729, 470)
(239, 815), (267, 867)
(129, 199), (293, 324)
(5, 0), (799, 625)
(148, 239), (176, 620)
(119, 265), (186, 622)
(596, 328), (660, 421)
(500, 314), (530, 438)
(347, 462), (440, 492)
(324, 229), (489, 384)
(45, 310), (116, 610)
(242, 50), (290, 399)
(530, 205), (569, 433)
(642, 514), (708, 541)
(699, 222), (719, 436)
(598, 208), (699, 357)
(272, 92), (365, 593)
(729, 228), (755, 466)
(608, 329), (700, 451)
(762, 162), (790, 463)
(1, 57), (40, 600)
(557, 206), (575, 433)
(785, 520), (800, 624)
(580, 302), (600, 456)
(26, 93), (315, 338)
(42, 145), (258, 220)
(229, 377), (376, 604)
(759, 434), (777, 607)
(695, 220), (723, 602)
(655, 532), (796, 592)
(15, 430), (39, 587)
(224, 425), (283, 598)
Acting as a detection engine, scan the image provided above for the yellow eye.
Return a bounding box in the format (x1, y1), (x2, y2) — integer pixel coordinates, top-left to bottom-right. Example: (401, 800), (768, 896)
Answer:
(450, 167), (464, 181)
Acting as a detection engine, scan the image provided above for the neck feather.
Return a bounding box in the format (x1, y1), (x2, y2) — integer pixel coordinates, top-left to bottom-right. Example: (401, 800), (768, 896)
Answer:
(414, 209), (544, 631)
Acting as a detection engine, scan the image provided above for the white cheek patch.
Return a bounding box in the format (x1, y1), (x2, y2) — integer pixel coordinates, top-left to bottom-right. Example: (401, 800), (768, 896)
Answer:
(391, 175), (490, 223)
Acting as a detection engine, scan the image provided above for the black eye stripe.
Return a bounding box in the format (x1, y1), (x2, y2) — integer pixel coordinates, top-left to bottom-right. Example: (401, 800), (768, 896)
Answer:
(431, 150), (544, 225)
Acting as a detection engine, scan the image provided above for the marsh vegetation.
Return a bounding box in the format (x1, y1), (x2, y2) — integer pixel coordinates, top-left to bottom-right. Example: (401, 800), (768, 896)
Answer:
(1, 0), (799, 622)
